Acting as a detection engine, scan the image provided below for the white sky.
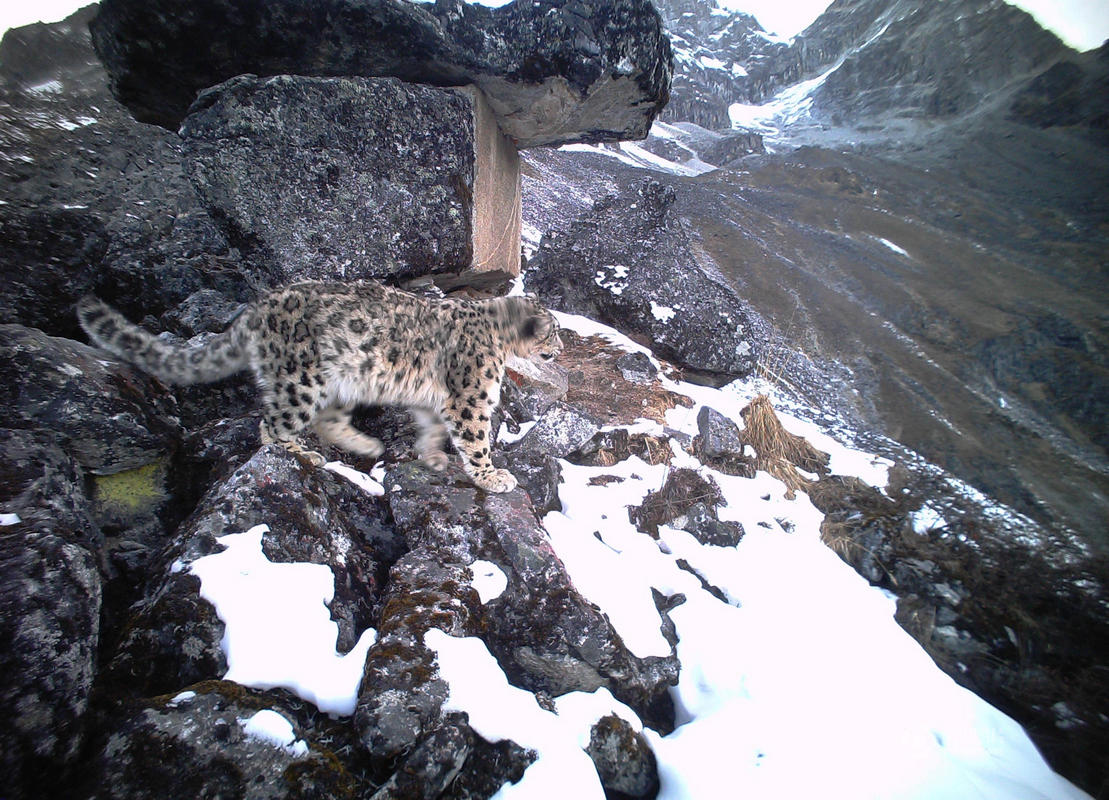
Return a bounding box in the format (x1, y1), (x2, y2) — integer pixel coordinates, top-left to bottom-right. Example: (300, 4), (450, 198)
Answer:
(1, 1), (1107, 55)
(721, 0), (1109, 50)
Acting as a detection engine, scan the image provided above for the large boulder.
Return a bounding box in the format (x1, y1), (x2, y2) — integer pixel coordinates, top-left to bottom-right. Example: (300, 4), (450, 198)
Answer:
(96, 687), (354, 800)
(90, 0), (672, 148)
(0, 517), (102, 800)
(181, 75), (521, 285)
(0, 325), (182, 475)
(526, 179), (766, 385)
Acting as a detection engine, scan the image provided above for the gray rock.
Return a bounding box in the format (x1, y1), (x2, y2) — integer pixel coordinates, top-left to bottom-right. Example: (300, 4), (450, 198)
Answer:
(616, 351), (658, 383)
(0, 9), (253, 341)
(181, 74), (521, 285)
(694, 404), (744, 460)
(354, 547), (467, 757)
(160, 289), (246, 337)
(505, 356), (570, 420)
(97, 686), (351, 800)
(90, 0), (672, 147)
(526, 180), (766, 385)
(503, 450), (564, 515)
(682, 501), (745, 548)
(0, 520), (102, 800)
(510, 401), (602, 460)
(0, 325), (182, 475)
(586, 714), (659, 797)
(377, 462), (678, 734)
(107, 446), (395, 698)
(368, 718), (473, 800)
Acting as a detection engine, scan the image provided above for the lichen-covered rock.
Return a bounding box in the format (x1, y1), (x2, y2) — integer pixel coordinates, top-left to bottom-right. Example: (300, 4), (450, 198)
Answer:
(181, 75), (518, 284)
(366, 717), (473, 800)
(502, 450), (563, 515)
(693, 404), (755, 476)
(107, 446), (396, 698)
(695, 405), (744, 460)
(0, 325), (182, 475)
(526, 180), (766, 385)
(616, 351), (658, 383)
(97, 685), (354, 800)
(373, 462), (678, 740)
(504, 356), (570, 421)
(0, 519), (102, 800)
(585, 714), (659, 798)
(354, 547), (468, 757)
(90, 0), (672, 147)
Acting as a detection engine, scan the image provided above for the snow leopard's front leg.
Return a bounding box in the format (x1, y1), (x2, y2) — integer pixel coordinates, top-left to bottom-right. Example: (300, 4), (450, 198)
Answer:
(441, 383), (516, 493)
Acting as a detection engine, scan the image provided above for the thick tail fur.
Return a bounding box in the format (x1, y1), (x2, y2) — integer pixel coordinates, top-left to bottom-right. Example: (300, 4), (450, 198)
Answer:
(77, 295), (250, 385)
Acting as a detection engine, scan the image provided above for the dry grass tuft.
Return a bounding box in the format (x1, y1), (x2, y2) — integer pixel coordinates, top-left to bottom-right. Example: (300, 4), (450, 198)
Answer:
(573, 429), (674, 468)
(740, 394), (830, 496)
(629, 468), (724, 537)
(559, 330), (691, 426)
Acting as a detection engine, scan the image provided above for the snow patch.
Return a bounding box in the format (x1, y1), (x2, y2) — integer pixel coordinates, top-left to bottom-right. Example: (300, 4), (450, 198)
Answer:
(876, 236), (910, 257)
(28, 80), (63, 94)
(324, 461), (385, 496)
(912, 504), (947, 534)
(167, 691), (196, 707)
(240, 709), (309, 758)
(650, 300), (677, 323)
(425, 629), (607, 797)
(190, 524), (376, 715)
(469, 559), (508, 604)
(594, 264), (630, 295)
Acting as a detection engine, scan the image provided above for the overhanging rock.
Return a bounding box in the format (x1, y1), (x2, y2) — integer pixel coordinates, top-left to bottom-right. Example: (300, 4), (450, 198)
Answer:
(90, 0), (673, 148)
(181, 75), (522, 285)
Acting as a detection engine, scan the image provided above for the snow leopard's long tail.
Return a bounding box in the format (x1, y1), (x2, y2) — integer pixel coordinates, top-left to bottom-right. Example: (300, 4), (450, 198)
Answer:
(77, 295), (251, 385)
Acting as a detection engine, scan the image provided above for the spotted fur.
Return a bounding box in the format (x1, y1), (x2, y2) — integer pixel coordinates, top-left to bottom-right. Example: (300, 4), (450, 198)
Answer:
(78, 280), (561, 492)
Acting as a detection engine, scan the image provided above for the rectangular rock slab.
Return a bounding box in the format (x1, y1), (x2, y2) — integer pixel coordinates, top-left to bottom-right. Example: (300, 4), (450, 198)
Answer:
(181, 75), (522, 286)
(448, 85), (523, 289)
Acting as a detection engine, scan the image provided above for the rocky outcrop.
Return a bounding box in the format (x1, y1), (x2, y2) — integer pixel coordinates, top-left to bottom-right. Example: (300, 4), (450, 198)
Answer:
(181, 74), (511, 284)
(377, 462), (678, 733)
(105, 446), (393, 698)
(653, 0), (800, 127)
(0, 8), (254, 338)
(525, 179), (766, 384)
(0, 315), (677, 799)
(806, 0), (1068, 121)
(90, 0), (672, 147)
(0, 517), (102, 799)
(1008, 43), (1109, 137)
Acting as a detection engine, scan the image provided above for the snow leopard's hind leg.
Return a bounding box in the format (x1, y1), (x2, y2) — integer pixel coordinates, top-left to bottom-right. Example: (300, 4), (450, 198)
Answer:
(314, 402), (385, 460)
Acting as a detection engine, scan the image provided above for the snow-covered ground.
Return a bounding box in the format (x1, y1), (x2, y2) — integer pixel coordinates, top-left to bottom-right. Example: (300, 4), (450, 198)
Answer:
(189, 311), (1088, 799)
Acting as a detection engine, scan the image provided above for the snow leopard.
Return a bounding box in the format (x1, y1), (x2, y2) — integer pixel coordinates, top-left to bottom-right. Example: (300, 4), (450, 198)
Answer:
(77, 280), (562, 492)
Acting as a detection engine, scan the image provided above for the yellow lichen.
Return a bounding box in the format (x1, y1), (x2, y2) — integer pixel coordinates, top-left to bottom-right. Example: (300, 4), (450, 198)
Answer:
(93, 460), (167, 518)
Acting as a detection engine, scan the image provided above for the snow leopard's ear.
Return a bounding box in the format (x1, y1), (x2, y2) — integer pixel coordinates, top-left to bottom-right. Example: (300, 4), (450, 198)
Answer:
(520, 306), (555, 341)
